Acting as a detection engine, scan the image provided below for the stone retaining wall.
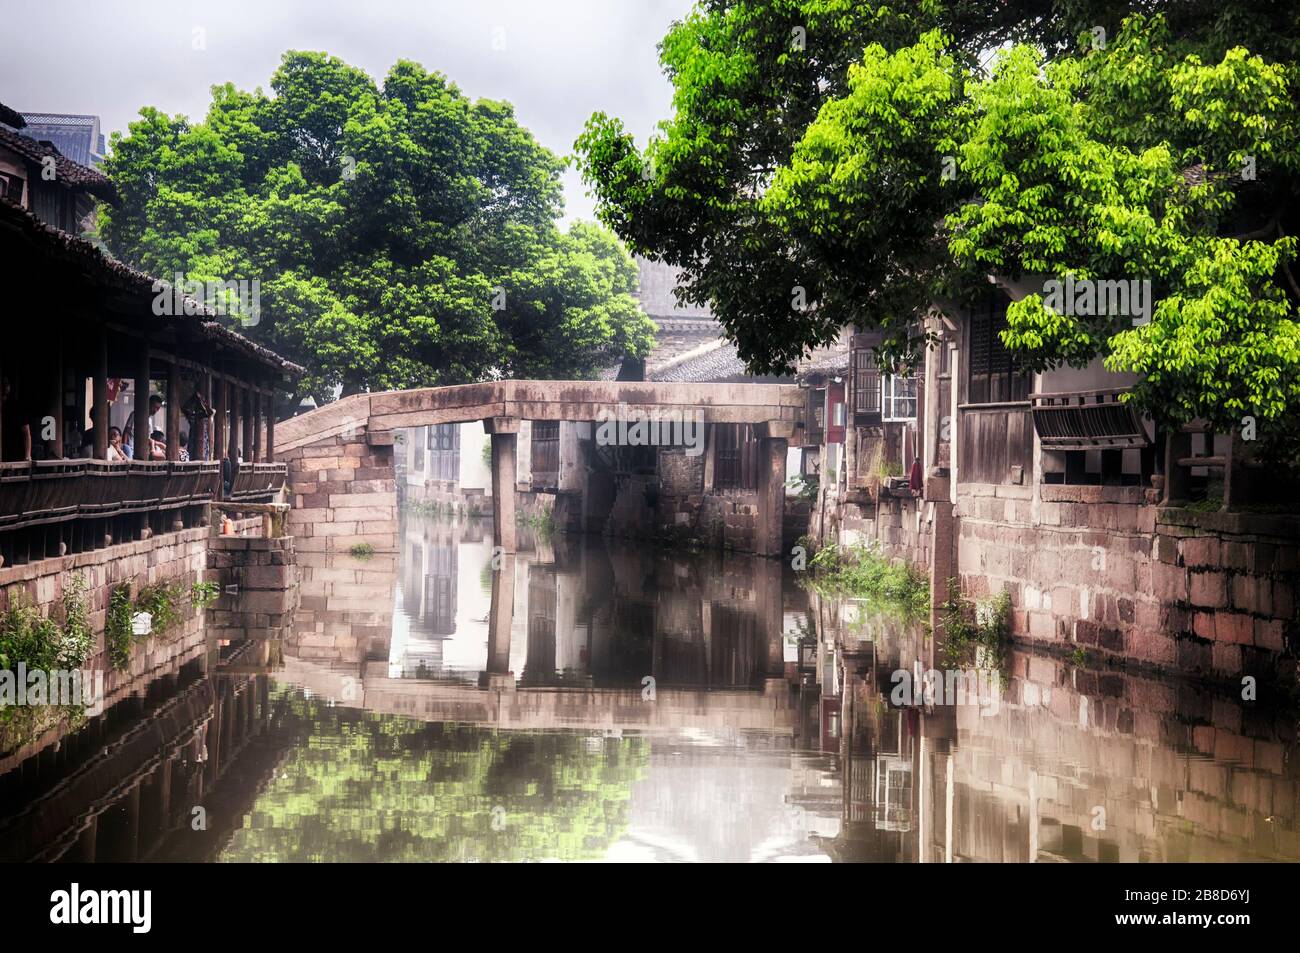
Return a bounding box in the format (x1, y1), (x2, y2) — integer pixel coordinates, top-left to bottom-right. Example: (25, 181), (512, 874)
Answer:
(952, 483), (1299, 683)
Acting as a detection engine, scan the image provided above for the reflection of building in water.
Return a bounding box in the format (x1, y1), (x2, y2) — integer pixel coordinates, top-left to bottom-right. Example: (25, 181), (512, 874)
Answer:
(398, 529), (457, 675)
(809, 589), (1300, 862)
(0, 644), (278, 863)
(386, 510), (801, 691)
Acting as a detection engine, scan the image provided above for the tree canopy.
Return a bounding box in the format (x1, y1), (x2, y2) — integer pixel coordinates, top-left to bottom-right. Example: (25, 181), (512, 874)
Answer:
(103, 51), (655, 399)
(574, 1), (1300, 455)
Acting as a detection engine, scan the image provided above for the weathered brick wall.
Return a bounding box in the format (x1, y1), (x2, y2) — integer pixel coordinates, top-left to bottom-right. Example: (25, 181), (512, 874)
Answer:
(206, 535), (299, 641)
(281, 431), (398, 556)
(952, 483), (1299, 682)
(0, 519), (261, 761)
(659, 447), (703, 496)
(1153, 508), (1299, 680)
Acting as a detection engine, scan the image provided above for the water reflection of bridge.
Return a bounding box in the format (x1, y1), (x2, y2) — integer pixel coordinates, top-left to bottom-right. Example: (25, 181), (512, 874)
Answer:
(282, 515), (801, 731)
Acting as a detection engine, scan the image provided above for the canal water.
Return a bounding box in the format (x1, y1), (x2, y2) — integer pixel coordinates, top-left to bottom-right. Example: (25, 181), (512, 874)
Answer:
(1, 513), (1297, 862)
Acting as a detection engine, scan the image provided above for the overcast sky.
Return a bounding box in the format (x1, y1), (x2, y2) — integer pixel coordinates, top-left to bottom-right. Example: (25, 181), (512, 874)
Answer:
(0, 0), (694, 223)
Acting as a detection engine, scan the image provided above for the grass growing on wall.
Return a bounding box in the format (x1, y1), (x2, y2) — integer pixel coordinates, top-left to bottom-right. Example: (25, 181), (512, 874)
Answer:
(106, 580), (191, 671)
(807, 543), (930, 618)
(516, 504), (556, 536)
(0, 574), (94, 678)
(939, 584), (1012, 668)
(135, 583), (183, 637)
(192, 581), (221, 609)
(0, 574), (95, 747)
(106, 584), (135, 671)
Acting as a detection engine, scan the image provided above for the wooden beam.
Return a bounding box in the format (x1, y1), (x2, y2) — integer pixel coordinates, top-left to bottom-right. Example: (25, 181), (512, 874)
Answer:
(49, 339), (64, 458)
(166, 358), (181, 461)
(213, 372), (226, 463)
(93, 328), (108, 460)
(134, 337), (152, 460)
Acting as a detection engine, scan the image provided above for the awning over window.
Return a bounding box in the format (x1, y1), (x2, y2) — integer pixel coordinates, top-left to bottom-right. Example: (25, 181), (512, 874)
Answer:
(1030, 389), (1151, 450)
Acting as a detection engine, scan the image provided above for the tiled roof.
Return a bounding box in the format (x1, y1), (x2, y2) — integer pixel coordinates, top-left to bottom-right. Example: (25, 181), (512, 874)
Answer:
(0, 197), (303, 378)
(0, 123), (115, 200)
(795, 344), (850, 380)
(649, 339), (789, 384)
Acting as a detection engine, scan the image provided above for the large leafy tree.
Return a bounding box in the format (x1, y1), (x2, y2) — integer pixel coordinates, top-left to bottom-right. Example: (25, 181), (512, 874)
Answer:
(103, 52), (655, 399)
(575, 1), (1300, 456)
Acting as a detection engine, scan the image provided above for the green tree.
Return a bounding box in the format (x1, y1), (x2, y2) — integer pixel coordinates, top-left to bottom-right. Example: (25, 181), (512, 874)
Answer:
(103, 51), (655, 399)
(575, 2), (1300, 457)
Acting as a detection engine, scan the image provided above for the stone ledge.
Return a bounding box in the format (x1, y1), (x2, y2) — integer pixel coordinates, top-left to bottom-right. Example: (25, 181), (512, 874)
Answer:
(1040, 484), (1147, 505)
(1158, 506), (1300, 541)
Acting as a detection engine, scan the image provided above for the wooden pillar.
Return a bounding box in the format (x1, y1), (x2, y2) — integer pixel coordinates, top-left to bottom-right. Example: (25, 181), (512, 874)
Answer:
(485, 417), (518, 553)
(228, 380), (241, 464)
(242, 386), (254, 462)
(265, 392), (275, 462)
(1162, 430), (1192, 505)
(166, 358), (181, 462)
(213, 375), (226, 463)
(134, 339), (151, 460)
(93, 329), (108, 460)
(251, 388), (262, 462)
(49, 340), (63, 458)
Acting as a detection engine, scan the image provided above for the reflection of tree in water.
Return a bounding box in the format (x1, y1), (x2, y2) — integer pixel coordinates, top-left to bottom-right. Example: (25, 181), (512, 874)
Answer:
(221, 689), (649, 862)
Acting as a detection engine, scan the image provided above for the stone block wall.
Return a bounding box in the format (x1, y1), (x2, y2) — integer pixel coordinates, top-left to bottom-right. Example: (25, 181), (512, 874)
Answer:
(951, 482), (1299, 683)
(280, 430), (398, 557)
(206, 535), (300, 641)
(0, 518), (263, 761)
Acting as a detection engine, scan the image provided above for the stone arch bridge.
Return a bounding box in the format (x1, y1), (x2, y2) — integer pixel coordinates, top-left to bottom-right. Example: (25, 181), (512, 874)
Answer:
(274, 380), (806, 557)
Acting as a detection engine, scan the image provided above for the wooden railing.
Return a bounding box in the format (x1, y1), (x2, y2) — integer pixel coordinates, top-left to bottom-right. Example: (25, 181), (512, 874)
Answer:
(0, 460), (221, 531)
(226, 461), (288, 502)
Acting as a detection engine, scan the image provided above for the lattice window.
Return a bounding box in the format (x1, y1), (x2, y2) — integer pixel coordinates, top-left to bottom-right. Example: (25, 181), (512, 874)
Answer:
(968, 292), (1031, 403)
(531, 421), (560, 482)
(713, 423), (759, 490)
(852, 347), (881, 417)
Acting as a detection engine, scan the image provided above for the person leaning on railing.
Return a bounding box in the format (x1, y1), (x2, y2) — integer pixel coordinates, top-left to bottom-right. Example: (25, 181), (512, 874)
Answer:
(106, 426), (129, 462)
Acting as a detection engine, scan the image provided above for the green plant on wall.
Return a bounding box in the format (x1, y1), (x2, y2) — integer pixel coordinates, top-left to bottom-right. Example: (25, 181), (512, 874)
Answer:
(0, 573), (95, 747)
(807, 543), (930, 619)
(0, 574), (94, 678)
(135, 583), (183, 637)
(192, 581), (221, 609)
(106, 584), (134, 671)
(940, 583), (1011, 669)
